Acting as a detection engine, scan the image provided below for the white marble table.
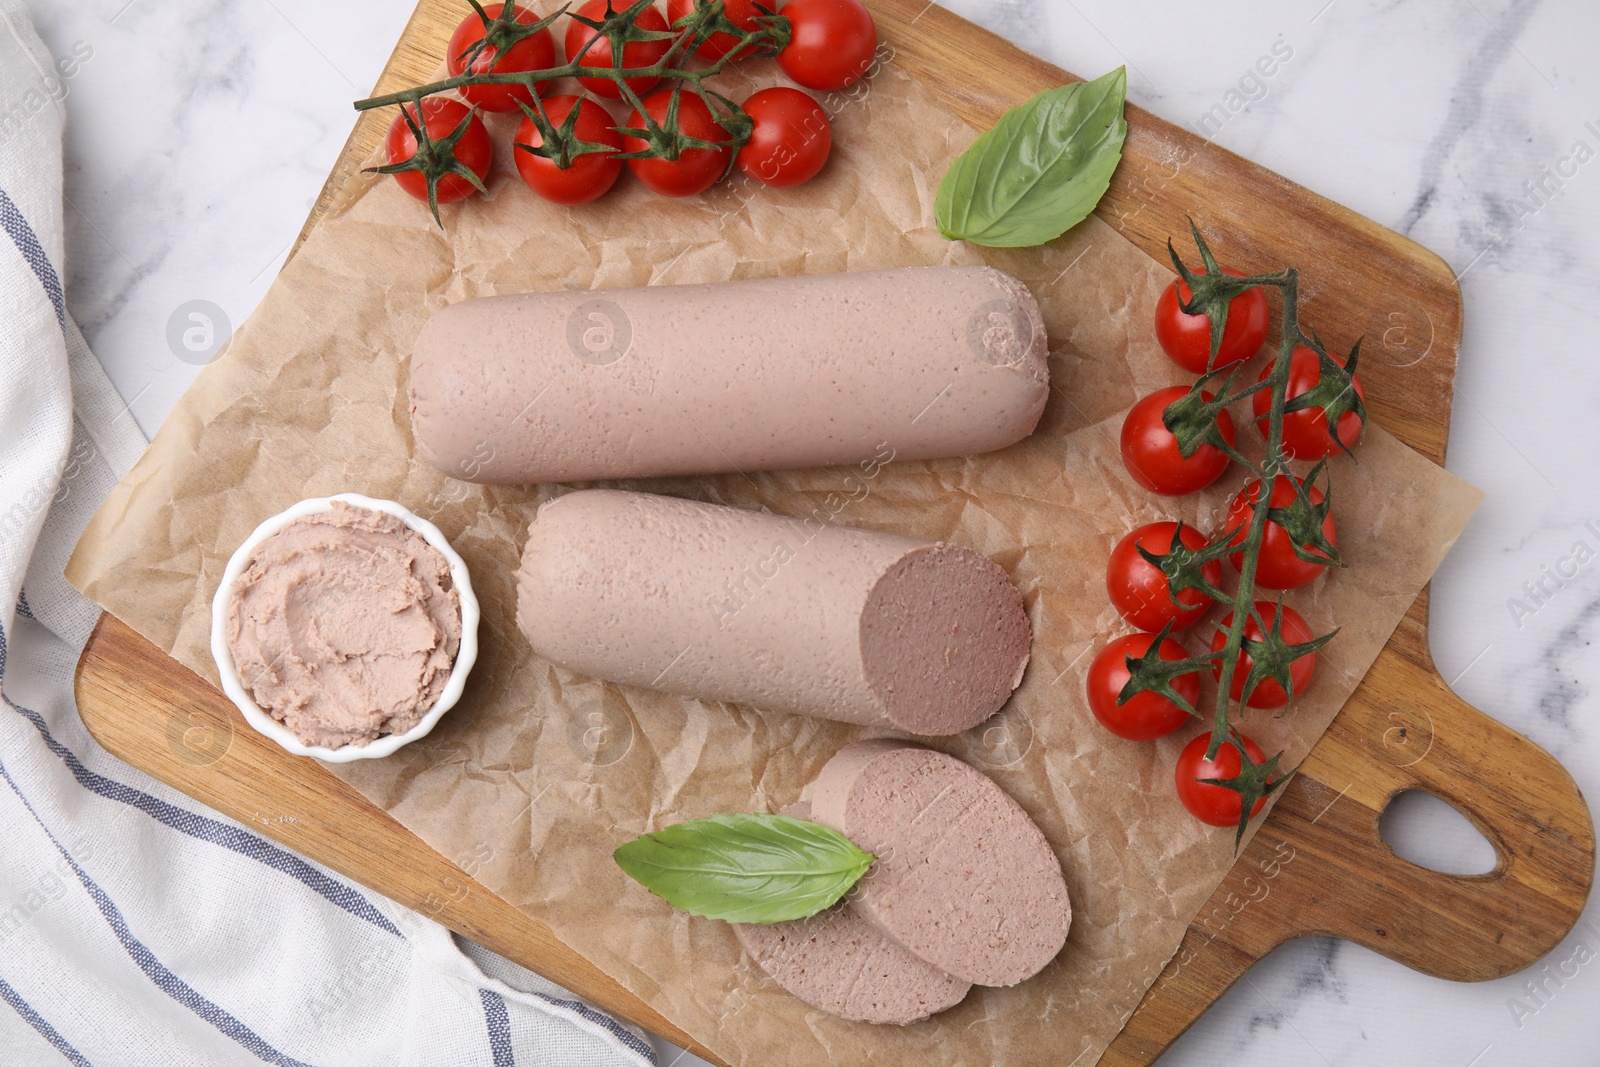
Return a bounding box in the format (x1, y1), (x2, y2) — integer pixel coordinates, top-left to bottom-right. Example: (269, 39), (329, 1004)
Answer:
(26, 0), (1600, 1063)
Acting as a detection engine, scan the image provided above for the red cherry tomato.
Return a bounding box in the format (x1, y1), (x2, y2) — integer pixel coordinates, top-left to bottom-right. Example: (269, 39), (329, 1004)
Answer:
(446, 3), (559, 113)
(1174, 732), (1270, 827)
(1252, 346), (1367, 460)
(1224, 475), (1337, 590)
(1210, 602), (1317, 709)
(668, 0), (763, 61)
(777, 0), (877, 91)
(1086, 633), (1197, 742)
(566, 0), (671, 100)
(1120, 386), (1236, 496)
(622, 89), (733, 197)
(383, 98), (493, 206)
(736, 87), (831, 187)
(1106, 521), (1221, 633)
(513, 94), (623, 205)
(1154, 268), (1270, 374)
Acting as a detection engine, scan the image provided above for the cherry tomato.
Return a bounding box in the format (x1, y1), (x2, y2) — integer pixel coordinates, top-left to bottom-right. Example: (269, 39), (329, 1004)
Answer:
(623, 89), (733, 197)
(1086, 633), (1197, 742)
(513, 95), (623, 205)
(1174, 732), (1270, 827)
(1224, 475), (1337, 590)
(1154, 268), (1269, 374)
(668, 0), (763, 61)
(736, 87), (831, 187)
(1210, 602), (1317, 709)
(1106, 521), (1221, 633)
(1120, 386), (1236, 496)
(446, 3), (559, 113)
(383, 98), (493, 206)
(777, 0), (877, 91)
(566, 0), (671, 100)
(1252, 346), (1367, 460)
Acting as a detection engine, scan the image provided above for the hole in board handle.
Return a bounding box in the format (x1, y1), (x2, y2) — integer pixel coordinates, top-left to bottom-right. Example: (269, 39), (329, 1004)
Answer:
(1379, 790), (1499, 877)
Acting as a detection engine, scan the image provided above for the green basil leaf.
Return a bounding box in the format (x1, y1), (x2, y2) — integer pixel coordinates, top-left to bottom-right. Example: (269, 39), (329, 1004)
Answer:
(614, 813), (874, 924)
(935, 66), (1128, 248)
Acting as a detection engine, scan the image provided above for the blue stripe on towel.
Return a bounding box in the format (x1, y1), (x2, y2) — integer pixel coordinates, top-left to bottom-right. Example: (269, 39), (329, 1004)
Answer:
(0, 182), (66, 332)
(0, 758), (322, 1067)
(0, 974), (95, 1066)
(480, 989), (516, 1067)
(483, 984), (656, 1064)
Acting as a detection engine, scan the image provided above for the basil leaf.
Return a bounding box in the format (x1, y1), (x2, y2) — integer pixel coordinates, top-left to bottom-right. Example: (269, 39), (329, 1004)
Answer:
(614, 813), (874, 924)
(935, 66), (1128, 248)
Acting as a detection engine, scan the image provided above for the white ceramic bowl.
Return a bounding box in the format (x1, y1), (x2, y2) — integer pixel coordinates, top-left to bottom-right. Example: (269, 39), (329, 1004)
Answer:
(210, 493), (480, 762)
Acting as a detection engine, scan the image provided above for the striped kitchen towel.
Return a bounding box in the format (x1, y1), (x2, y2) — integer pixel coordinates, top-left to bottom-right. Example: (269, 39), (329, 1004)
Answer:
(0, 1), (653, 1063)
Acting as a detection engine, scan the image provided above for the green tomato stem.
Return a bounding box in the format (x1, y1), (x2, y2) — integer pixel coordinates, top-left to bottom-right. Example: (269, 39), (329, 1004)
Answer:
(1206, 270), (1297, 759)
(353, 2), (790, 156)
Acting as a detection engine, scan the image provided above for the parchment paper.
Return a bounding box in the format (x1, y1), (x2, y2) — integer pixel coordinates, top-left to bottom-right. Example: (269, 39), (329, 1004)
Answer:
(67, 53), (1481, 1067)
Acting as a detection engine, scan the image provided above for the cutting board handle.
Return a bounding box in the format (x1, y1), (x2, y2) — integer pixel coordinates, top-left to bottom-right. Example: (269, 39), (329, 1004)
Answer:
(1297, 643), (1596, 978)
(1106, 628), (1596, 1065)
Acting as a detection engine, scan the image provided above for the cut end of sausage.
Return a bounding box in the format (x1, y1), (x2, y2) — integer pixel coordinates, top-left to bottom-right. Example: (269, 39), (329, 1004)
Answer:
(810, 741), (1071, 988)
(515, 490), (1029, 734)
(734, 803), (970, 1026)
(859, 545), (1031, 736)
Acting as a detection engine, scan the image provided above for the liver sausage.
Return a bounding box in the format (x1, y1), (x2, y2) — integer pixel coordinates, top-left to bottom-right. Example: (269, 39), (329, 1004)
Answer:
(807, 740), (1071, 987)
(409, 266), (1049, 484)
(734, 801), (970, 1026)
(515, 490), (1031, 735)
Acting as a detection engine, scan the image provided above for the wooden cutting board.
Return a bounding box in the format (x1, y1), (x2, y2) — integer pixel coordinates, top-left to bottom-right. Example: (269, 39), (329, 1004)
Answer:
(73, 1), (1595, 1063)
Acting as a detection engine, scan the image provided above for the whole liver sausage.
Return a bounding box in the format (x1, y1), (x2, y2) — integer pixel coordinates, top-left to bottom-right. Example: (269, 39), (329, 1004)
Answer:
(807, 740), (1071, 987)
(409, 266), (1048, 485)
(515, 490), (1031, 735)
(735, 801), (970, 1026)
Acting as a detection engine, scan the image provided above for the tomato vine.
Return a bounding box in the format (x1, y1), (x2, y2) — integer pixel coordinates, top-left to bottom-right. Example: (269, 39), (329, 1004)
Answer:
(356, 0), (791, 222)
(1123, 220), (1366, 846)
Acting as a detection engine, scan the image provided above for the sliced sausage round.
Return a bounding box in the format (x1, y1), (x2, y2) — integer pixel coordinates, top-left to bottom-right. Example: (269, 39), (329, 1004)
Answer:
(516, 490), (1031, 735)
(734, 803), (971, 1026)
(807, 740), (1071, 987)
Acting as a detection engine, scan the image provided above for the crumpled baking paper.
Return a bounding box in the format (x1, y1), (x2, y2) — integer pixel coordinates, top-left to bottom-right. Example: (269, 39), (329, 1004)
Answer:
(67, 53), (1481, 1067)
